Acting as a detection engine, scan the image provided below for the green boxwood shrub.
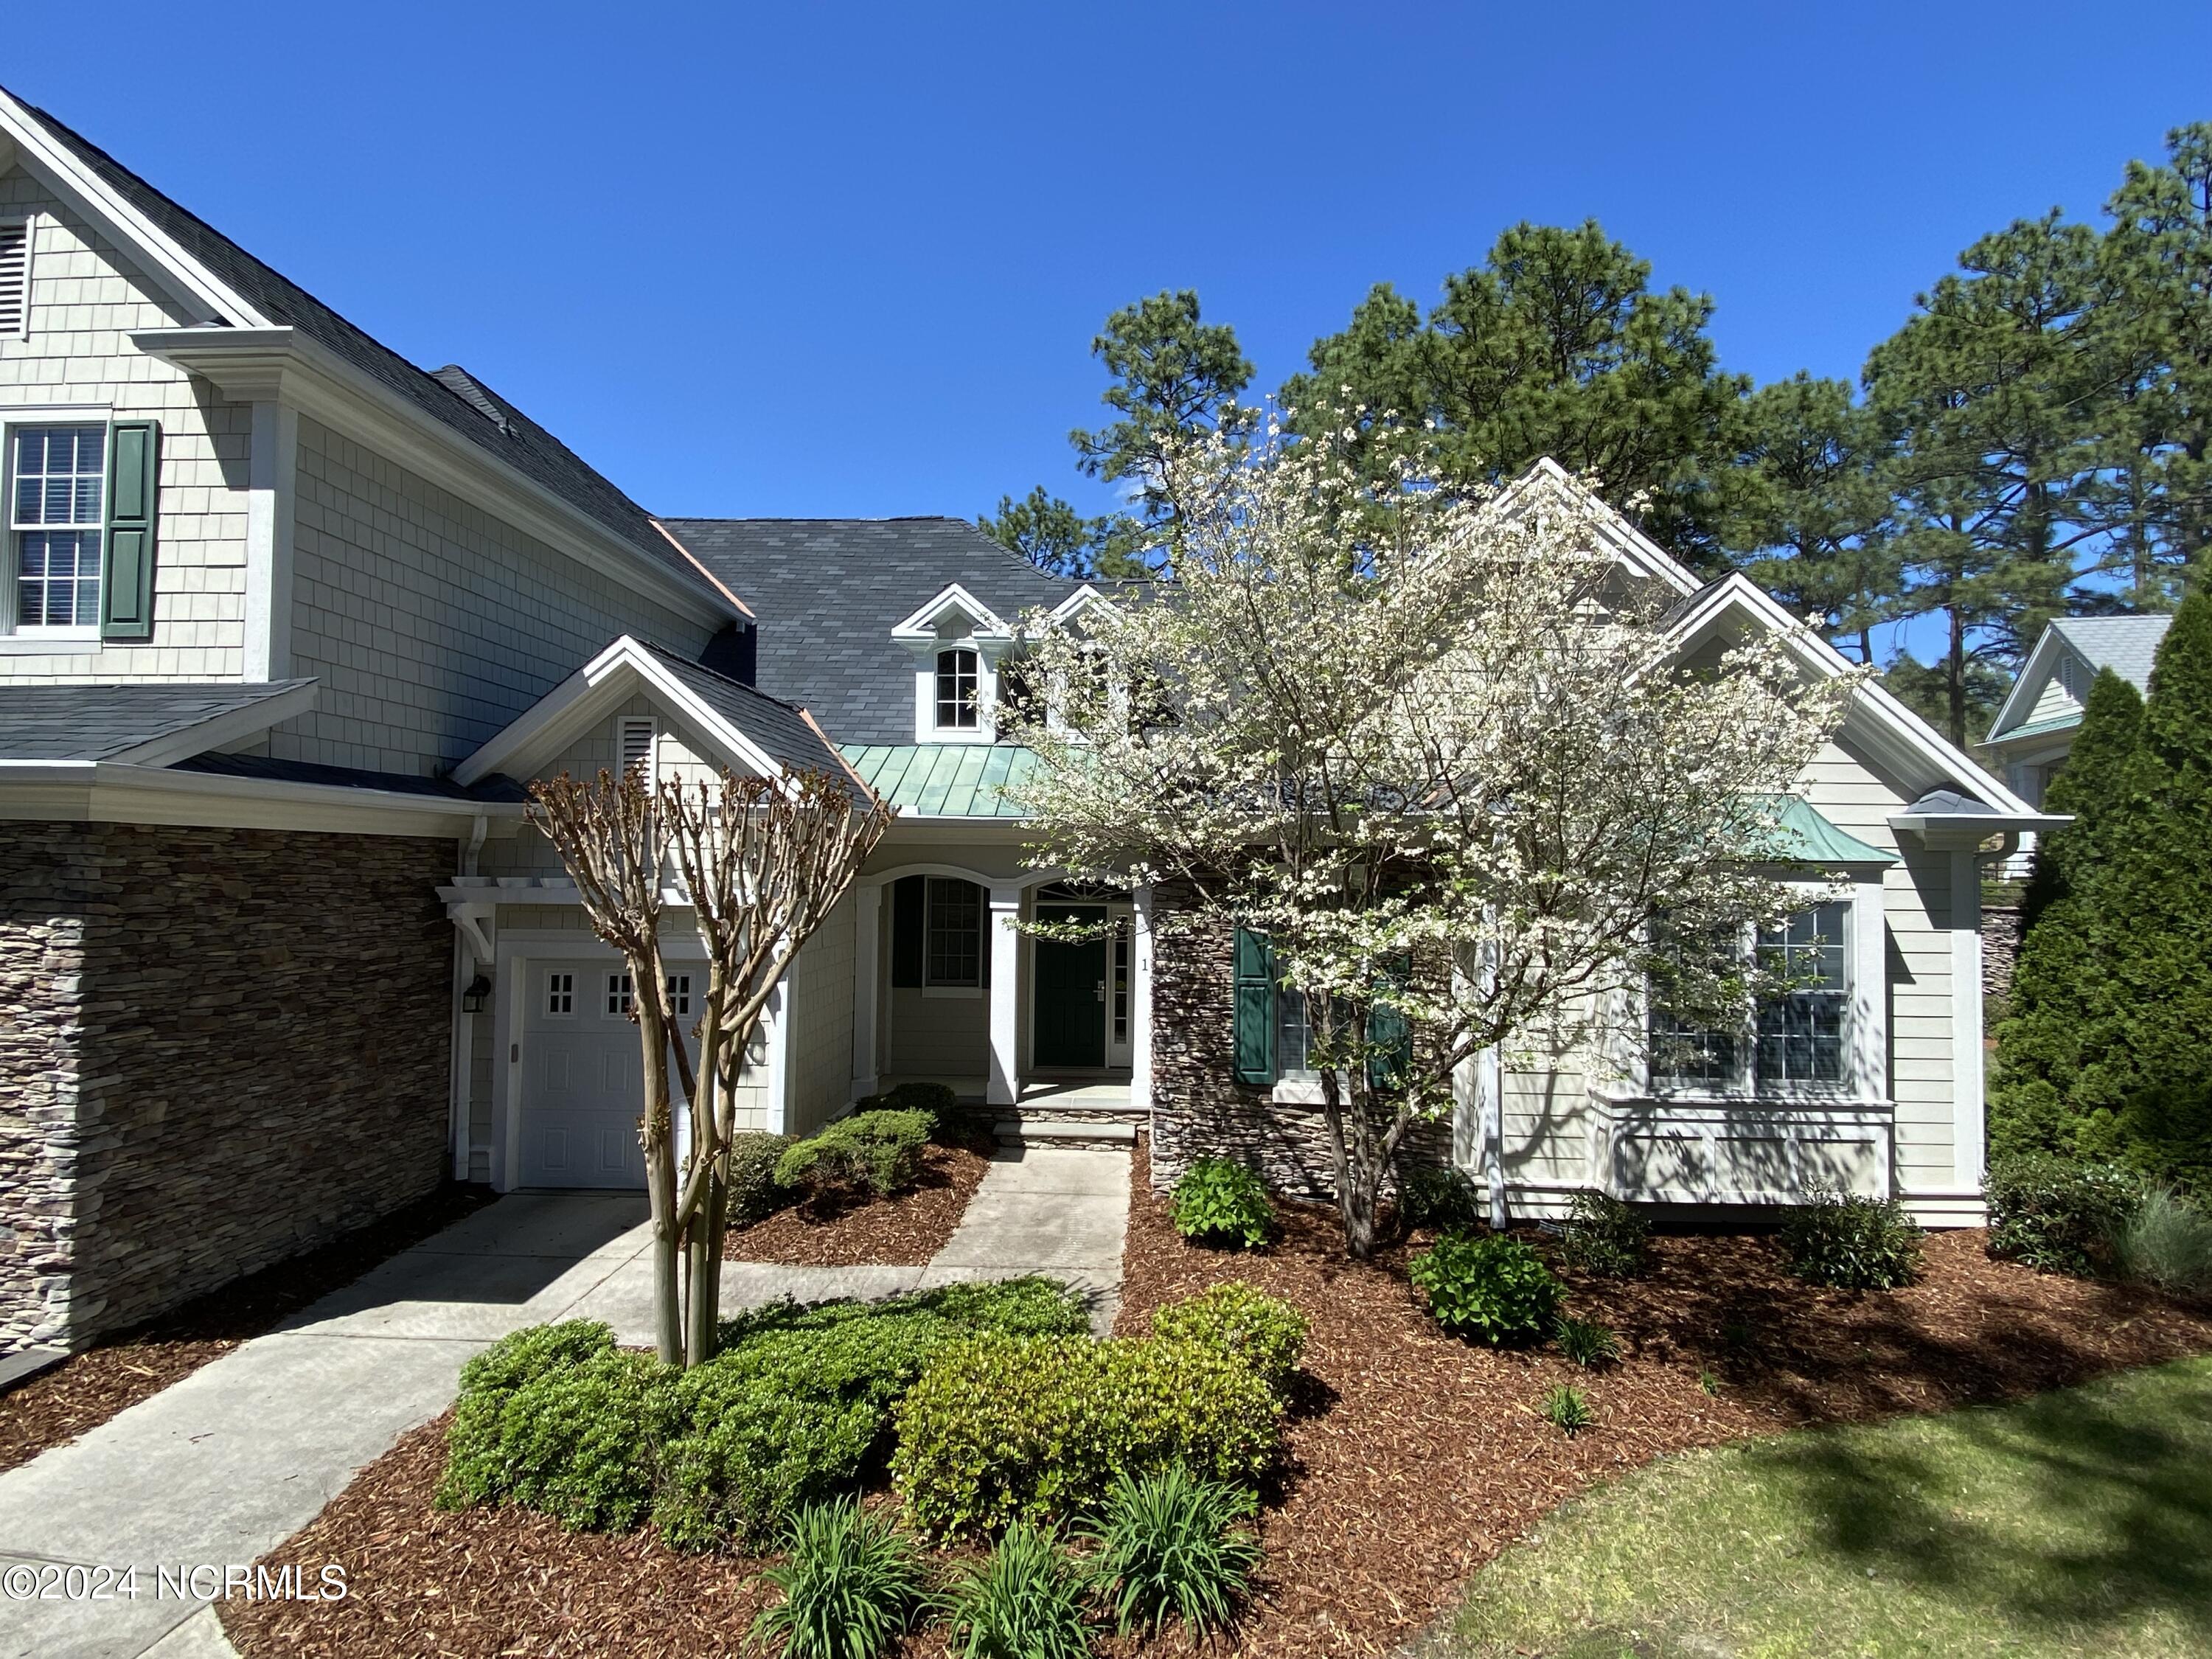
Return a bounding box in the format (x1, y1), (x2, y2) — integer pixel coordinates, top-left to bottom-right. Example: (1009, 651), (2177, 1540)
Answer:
(439, 1279), (1091, 1548)
(1986, 1152), (2141, 1277)
(891, 1331), (1280, 1537)
(776, 1109), (936, 1203)
(855, 1080), (959, 1127)
(1170, 1158), (1273, 1249)
(731, 1131), (796, 1227)
(1780, 1189), (1922, 1290)
(1407, 1234), (1562, 1345)
(1556, 1190), (1650, 1279)
(1150, 1282), (1309, 1396)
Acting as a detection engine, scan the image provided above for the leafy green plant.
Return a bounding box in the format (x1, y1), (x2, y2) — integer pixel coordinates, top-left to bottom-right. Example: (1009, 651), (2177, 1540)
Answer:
(440, 1280), (1092, 1548)
(1697, 1367), (1722, 1397)
(1080, 1464), (1260, 1638)
(749, 1498), (930, 1659)
(2107, 1186), (2212, 1295)
(776, 1109), (936, 1203)
(1554, 1314), (1621, 1369)
(731, 1132), (796, 1227)
(943, 1521), (1094, 1659)
(1540, 1382), (1593, 1436)
(1397, 1163), (1486, 1233)
(891, 1331), (1281, 1537)
(1986, 1152), (2141, 1276)
(1408, 1234), (1563, 1345)
(1150, 1282), (1310, 1395)
(1556, 1190), (1651, 1279)
(1779, 1189), (1922, 1290)
(1170, 1158), (1274, 1249)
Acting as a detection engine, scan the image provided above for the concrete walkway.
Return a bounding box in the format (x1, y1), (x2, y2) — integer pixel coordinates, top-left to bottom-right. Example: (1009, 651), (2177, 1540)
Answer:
(0, 1145), (1130, 1659)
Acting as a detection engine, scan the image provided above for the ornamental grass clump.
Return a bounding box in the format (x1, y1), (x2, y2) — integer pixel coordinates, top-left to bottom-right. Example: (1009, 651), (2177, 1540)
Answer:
(1081, 1464), (1261, 1639)
(1540, 1382), (1593, 1436)
(1149, 1282), (1309, 1397)
(749, 1498), (931, 1659)
(1408, 1234), (1562, 1345)
(942, 1522), (1094, 1659)
(1780, 1189), (1922, 1290)
(891, 1331), (1280, 1538)
(1171, 1158), (1274, 1249)
(2108, 1185), (2212, 1295)
(1556, 1190), (1651, 1279)
(1554, 1313), (1621, 1369)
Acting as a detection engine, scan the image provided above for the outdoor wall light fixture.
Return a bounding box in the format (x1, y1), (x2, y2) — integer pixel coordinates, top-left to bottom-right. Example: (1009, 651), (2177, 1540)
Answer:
(462, 973), (492, 1014)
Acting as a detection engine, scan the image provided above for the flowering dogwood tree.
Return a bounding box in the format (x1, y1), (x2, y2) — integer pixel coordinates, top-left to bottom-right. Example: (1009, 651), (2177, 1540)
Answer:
(1012, 422), (1859, 1258)
(532, 767), (888, 1364)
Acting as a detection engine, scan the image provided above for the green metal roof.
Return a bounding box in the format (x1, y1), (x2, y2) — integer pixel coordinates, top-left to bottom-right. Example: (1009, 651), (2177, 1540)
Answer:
(1988, 712), (2081, 745)
(1769, 797), (1897, 865)
(844, 749), (1895, 866)
(842, 743), (1039, 818)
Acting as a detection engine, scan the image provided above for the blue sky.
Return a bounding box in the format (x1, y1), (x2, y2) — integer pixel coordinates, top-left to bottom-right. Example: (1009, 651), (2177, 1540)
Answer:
(10, 1), (2212, 616)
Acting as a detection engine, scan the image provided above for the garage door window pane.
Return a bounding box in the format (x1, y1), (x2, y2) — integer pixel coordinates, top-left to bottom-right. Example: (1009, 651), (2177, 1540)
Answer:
(607, 973), (634, 1015)
(668, 973), (692, 1016)
(546, 973), (574, 1016)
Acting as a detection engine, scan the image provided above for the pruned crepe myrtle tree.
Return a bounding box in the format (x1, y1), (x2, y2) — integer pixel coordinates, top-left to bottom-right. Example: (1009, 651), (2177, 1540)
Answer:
(532, 766), (889, 1366)
(1012, 420), (1859, 1258)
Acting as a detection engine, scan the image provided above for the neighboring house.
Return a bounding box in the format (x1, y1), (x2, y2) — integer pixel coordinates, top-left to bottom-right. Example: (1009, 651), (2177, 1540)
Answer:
(0, 92), (2056, 1357)
(1980, 614), (2173, 879)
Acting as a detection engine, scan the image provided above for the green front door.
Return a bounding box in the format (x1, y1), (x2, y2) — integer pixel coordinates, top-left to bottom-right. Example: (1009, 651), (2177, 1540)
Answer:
(1032, 905), (1107, 1068)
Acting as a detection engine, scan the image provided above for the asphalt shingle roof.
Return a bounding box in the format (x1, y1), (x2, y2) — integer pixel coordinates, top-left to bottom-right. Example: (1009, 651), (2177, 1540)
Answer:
(660, 518), (1083, 745)
(637, 641), (850, 778)
(15, 97), (722, 612)
(2049, 614), (2172, 692)
(0, 681), (312, 761)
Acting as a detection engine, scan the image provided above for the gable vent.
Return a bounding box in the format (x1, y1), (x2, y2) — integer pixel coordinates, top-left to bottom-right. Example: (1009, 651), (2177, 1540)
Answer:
(0, 221), (27, 338)
(618, 716), (655, 777)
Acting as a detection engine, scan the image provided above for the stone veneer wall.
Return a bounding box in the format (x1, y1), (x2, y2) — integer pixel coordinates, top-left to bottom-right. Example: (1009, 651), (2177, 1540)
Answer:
(0, 823), (453, 1352)
(1147, 901), (1448, 1200)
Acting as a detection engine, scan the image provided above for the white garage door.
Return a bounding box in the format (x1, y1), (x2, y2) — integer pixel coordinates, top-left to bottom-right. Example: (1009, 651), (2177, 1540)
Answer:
(520, 959), (697, 1189)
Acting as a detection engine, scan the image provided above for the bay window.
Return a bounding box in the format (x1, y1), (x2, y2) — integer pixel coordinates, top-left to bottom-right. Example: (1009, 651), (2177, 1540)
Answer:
(1649, 901), (1850, 1096)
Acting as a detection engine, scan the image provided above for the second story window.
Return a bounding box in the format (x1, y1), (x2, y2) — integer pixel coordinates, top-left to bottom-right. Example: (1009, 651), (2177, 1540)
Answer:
(12, 425), (105, 631)
(934, 647), (978, 729)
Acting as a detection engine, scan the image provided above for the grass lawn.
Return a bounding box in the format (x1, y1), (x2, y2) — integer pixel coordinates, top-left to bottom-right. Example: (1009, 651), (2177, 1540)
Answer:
(1439, 1354), (2212, 1659)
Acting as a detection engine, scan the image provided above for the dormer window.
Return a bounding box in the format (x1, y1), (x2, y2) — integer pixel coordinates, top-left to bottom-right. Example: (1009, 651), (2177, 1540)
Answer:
(934, 648), (978, 729)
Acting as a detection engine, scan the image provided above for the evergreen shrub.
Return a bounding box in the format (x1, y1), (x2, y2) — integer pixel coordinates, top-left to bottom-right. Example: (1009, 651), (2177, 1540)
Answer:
(776, 1109), (936, 1202)
(1986, 1152), (2140, 1276)
(1779, 1189), (1921, 1289)
(1149, 1282), (1309, 1395)
(1555, 1190), (1651, 1278)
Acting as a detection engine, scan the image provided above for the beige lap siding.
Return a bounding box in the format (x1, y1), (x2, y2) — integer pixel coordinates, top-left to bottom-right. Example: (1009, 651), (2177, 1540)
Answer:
(1498, 1065), (1593, 1189)
(0, 822), (453, 1352)
(1799, 737), (1955, 1192)
(0, 177), (250, 681)
(782, 899), (855, 1138)
(282, 419), (714, 776)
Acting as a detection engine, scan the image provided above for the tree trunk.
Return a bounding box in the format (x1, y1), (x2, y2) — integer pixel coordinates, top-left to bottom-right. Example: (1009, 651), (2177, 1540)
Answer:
(1318, 1067), (1386, 1261)
(638, 1004), (684, 1366)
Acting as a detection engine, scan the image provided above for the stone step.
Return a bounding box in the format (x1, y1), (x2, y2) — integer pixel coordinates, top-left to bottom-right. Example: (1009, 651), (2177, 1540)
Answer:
(994, 1117), (1139, 1149)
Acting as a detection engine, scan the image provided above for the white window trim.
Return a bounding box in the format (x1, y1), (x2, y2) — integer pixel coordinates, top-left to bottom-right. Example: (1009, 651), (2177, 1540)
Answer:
(1, 408), (114, 639)
(921, 876), (984, 993)
(904, 634), (1008, 744)
(0, 216), (32, 341)
(1637, 880), (1885, 1106)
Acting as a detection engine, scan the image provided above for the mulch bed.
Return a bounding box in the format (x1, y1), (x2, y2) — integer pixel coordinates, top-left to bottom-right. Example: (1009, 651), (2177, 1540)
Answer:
(720, 1134), (994, 1267)
(0, 1182), (495, 1476)
(219, 1139), (2212, 1659)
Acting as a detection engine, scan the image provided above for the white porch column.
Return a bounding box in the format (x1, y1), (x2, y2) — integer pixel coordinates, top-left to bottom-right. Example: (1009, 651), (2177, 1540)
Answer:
(987, 884), (1023, 1107)
(851, 882), (883, 1101)
(1130, 886), (1155, 1115)
(242, 400), (298, 682)
(1950, 849), (1985, 1192)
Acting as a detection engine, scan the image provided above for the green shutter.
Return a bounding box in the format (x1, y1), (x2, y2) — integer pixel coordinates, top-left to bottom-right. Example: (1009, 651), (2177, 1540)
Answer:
(891, 875), (924, 988)
(1232, 926), (1276, 1086)
(1367, 954), (1413, 1091)
(100, 420), (159, 643)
